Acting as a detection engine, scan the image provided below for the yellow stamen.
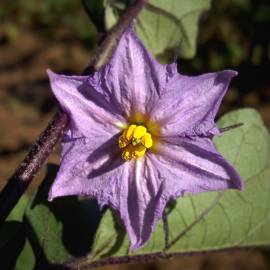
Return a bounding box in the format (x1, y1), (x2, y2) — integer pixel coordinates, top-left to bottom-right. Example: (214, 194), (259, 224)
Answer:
(126, 125), (136, 140)
(133, 145), (146, 158)
(118, 124), (153, 161)
(133, 125), (147, 139)
(141, 133), (152, 148)
(118, 135), (128, 148)
(121, 145), (146, 161)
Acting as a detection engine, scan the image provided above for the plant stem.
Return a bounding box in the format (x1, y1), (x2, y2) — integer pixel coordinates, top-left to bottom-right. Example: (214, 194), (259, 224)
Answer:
(63, 247), (252, 270)
(0, 0), (148, 226)
(0, 111), (68, 225)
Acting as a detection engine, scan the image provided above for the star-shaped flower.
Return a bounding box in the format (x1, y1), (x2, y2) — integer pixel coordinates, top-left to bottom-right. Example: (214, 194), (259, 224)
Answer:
(48, 22), (243, 251)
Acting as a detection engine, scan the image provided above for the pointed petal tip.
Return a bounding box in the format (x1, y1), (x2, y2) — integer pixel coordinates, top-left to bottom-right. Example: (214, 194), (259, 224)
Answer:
(47, 69), (60, 84)
(48, 187), (72, 202)
(129, 244), (137, 253)
(123, 18), (171, 70)
(48, 184), (64, 202)
(48, 191), (54, 202)
(233, 176), (244, 191)
(228, 169), (244, 191)
(126, 199), (167, 253)
(232, 70), (238, 77)
(46, 68), (56, 78)
(239, 182), (244, 191)
(224, 69), (238, 78)
(121, 18), (137, 37)
(129, 241), (145, 253)
(126, 20), (140, 42)
(48, 185), (62, 202)
(128, 18), (137, 31)
(221, 154), (244, 192)
(166, 62), (178, 75)
(46, 68), (53, 75)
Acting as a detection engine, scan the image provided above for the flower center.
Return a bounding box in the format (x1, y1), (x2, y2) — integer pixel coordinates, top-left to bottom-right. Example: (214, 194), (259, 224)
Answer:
(118, 124), (153, 161)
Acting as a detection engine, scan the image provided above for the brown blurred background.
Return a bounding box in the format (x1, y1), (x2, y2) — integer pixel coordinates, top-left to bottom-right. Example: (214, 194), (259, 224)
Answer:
(0, 0), (270, 269)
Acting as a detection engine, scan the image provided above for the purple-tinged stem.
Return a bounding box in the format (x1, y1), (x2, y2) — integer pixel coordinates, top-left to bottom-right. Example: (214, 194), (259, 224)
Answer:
(0, 0), (148, 225)
(162, 211), (169, 251)
(62, 247), (253, 270)
(0, 111), (68, 225)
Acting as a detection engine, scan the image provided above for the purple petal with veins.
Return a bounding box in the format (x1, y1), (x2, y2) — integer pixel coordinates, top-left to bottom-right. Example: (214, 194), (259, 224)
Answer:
(48, 21), (243, 251)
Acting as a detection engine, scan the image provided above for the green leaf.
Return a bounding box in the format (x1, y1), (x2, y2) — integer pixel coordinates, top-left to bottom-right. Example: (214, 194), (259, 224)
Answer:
(88, 108), (270, 262)
(15, 240), (35, 270)
(24, 164), (102, 266)
(104, 0), (211, 62)
(104, 0), (133, 29)
(7, 195), (29, 222)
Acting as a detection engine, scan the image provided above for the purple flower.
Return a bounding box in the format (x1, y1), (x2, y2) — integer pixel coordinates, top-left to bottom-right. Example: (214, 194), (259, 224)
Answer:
(47, 22), (243, 251)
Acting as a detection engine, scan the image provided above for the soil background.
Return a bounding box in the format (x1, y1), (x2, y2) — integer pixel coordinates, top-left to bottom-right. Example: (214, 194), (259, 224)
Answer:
(1, 0), (270, 269)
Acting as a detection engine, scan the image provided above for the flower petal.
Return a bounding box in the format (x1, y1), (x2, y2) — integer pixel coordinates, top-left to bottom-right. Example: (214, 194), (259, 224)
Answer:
(150, 70), (237, 137)
(49, 140), (168, 251)
(89, 22), (176, 118)
(47, 70), (124, 138)
(117, 158), (167, 251)
(49, 133), (125, 203)
(149, 136), (243, 198)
